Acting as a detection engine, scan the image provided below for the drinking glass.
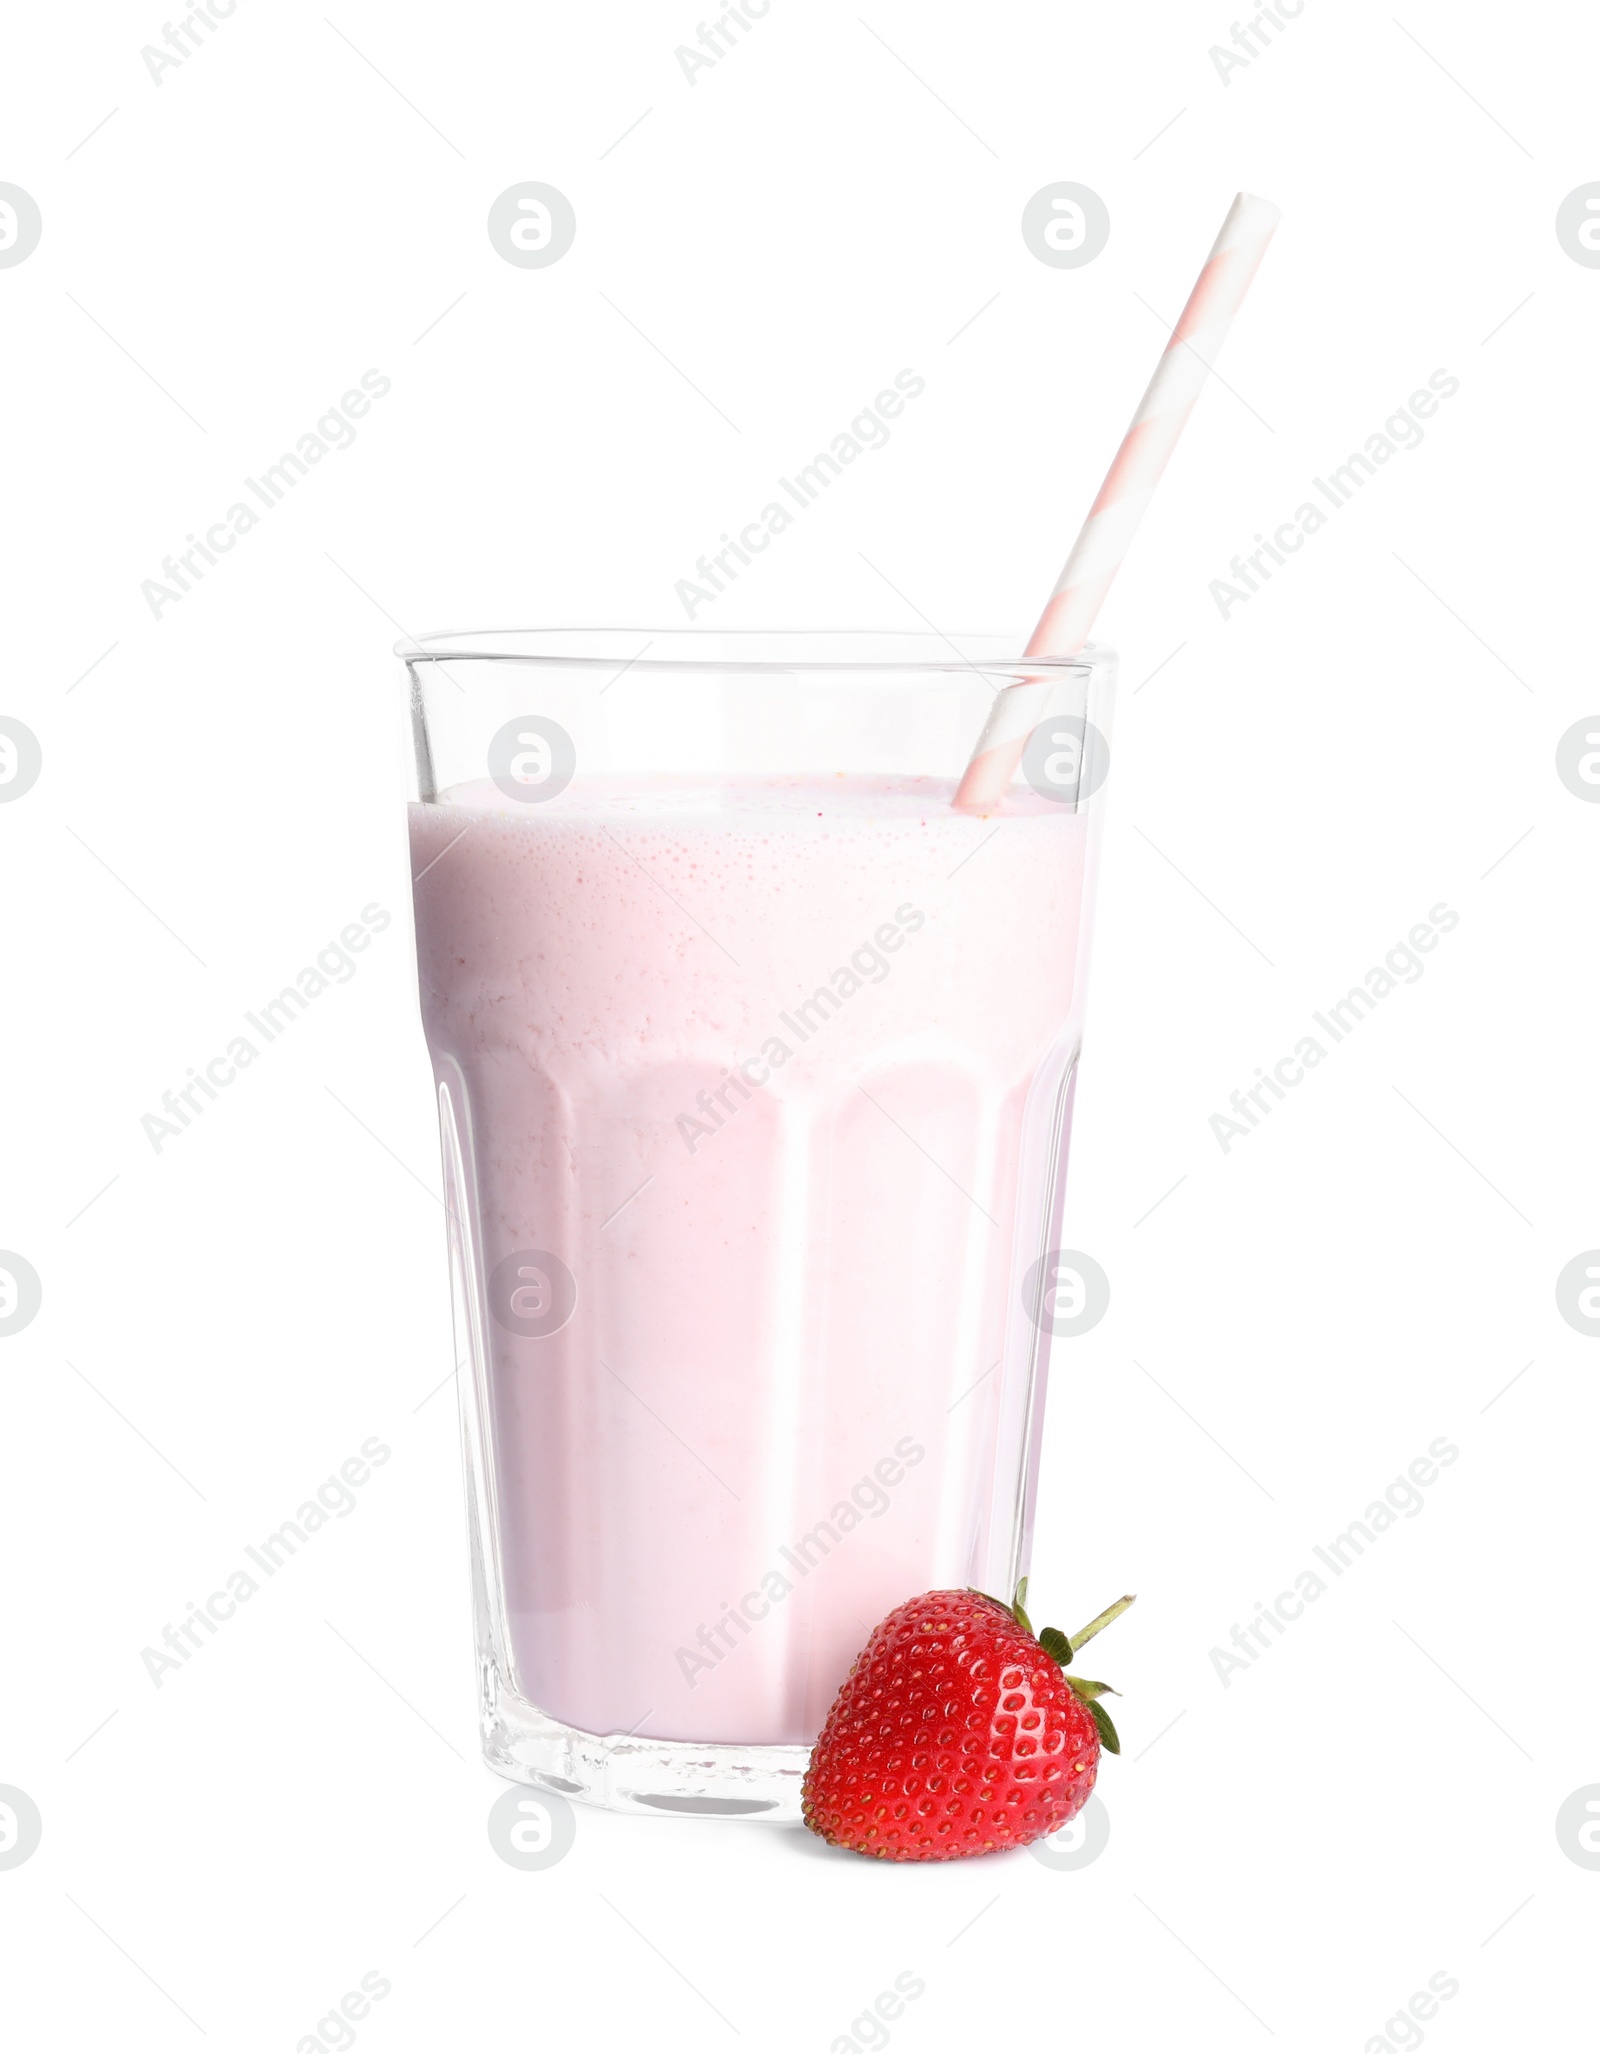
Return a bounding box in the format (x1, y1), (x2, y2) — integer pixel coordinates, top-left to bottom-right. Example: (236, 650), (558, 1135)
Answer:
(400, 629), (1115, 1817)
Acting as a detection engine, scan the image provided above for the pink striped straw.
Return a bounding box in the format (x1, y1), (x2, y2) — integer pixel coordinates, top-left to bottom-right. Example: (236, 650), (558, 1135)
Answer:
(953, 190), (1281, 812)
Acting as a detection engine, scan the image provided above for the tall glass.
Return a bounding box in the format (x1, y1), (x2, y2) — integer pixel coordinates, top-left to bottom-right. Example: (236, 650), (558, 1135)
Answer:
(400, 630), (1115, 1818)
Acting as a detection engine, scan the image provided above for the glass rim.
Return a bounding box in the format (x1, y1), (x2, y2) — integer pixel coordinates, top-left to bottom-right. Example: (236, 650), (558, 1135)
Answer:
(395, 627), (1112, 673)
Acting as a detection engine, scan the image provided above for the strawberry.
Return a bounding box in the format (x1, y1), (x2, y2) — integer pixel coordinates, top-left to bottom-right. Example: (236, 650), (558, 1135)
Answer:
(800, 1583), (1133, 1861)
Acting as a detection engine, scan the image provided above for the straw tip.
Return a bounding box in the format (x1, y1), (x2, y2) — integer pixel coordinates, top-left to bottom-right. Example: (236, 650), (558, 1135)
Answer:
(1234, 190), (1283, 227)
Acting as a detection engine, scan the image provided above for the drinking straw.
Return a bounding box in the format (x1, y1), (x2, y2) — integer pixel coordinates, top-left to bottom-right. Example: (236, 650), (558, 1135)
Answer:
(953, 191), (1281, 812)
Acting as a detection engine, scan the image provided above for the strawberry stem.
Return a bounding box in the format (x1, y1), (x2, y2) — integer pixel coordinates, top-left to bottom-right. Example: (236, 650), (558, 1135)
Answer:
(1066, 1593), (1136, 1655)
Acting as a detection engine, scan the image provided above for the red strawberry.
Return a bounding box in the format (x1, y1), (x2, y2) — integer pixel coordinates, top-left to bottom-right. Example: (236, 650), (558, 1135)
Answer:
(801, 1583), (1133, 1861)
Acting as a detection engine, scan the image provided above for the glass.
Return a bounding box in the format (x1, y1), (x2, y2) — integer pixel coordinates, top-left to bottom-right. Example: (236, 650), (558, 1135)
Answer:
(399, 629), (1115, 1818)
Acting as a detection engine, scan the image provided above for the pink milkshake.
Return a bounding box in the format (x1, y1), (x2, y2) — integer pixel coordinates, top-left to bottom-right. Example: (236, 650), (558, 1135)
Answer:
(410, 773), (1093, 1753)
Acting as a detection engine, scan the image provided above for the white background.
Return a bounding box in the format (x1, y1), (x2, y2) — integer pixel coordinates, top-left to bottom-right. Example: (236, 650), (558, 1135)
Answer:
(4, 0), (1599, 2046)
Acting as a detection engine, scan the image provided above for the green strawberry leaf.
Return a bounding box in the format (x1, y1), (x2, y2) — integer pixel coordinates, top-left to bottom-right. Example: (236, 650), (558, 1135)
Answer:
(1011, 1578), (1034, 1636)
(1038, 1626), (1073, 1666)
(1063, 1673), (1116, 1701)
(1088, 1699), (1121, 1755)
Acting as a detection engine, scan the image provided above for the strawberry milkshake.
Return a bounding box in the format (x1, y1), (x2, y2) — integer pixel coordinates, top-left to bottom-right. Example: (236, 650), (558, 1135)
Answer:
(410, 770), (1097, 1764)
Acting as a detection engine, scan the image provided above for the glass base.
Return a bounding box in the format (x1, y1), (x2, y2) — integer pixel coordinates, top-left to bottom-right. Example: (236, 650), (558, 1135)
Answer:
(480, 1659), (811, 1820)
